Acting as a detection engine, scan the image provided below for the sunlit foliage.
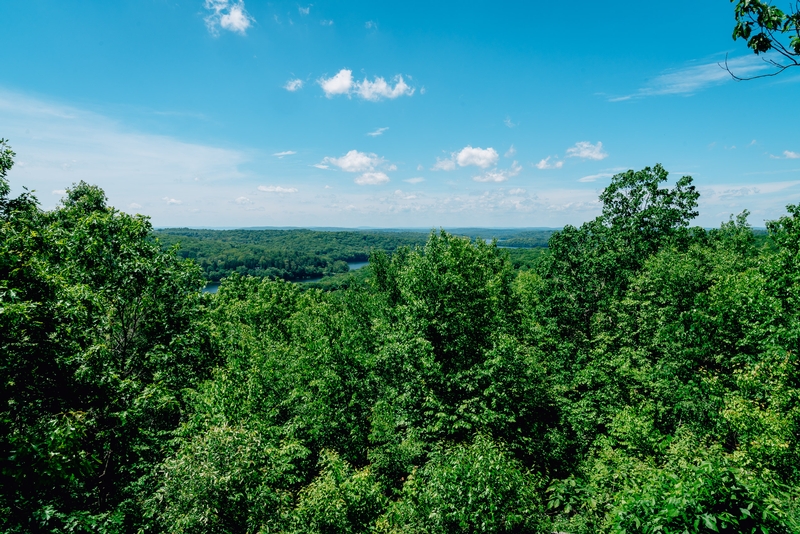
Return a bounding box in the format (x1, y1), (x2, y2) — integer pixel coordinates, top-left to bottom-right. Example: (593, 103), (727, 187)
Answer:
(3, 139), (800, 532)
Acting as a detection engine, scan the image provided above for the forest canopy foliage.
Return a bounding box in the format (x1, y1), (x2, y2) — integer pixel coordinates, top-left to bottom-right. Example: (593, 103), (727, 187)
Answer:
(154, 228), (429, 282)
(153, 227), (555, 283)
(3, 138), (800, 533)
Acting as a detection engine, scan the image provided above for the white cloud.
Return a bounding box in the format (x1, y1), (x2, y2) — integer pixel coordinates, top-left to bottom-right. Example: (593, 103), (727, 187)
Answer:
(298, 5), (310, 15)
(473, 161), (522, 182)
(578, 172), (614, 183)
(509, 188), (526, 195)
(235, 196), (252, 204)
(394, 189), (416, 199)
(204, 0), (253, 36)
(320, 19), (333, 26)
(319, 69), (353, 97)
(504, 116), (517, 128)
(318, 69), (414, 101)
(129, 203), (142, 209)
(505, 145), (516, 158)
(785, 150), (800, 159)
(404, 177), (425, 184)
(322, 150), (385, 172)
(416, 164), (424, 171)
(365, 20), (376, 29)
(258, 185), (298, 193)
(273, 150), (297, 158)
(432, 156), (456, 171)
(456, 146), (499, 169)
(355, 172), (390, 185)
(52, 189), (66, 195)
(473, 171), (508, 183)
(610, 55), (775, 100)
(312, 164), (330, 169)
(163, 197), (183, 205)
(355, 75), (414, 101)
(367, 127), (389, 137)
(536, 156), (564, 169)
(0, 90), (250, 225)
(566, 141), (608, 161)
(284, 79), (303, 92)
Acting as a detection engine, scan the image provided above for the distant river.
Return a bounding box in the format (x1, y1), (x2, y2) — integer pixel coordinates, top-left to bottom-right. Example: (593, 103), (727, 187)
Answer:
(202, 261), (370, 294)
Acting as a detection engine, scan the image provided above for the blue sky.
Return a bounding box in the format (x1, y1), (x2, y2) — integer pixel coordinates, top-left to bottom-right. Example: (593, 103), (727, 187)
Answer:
(1, 0), (798, 228)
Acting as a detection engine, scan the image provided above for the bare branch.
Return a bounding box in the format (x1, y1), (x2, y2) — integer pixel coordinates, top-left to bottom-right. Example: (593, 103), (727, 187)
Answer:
(720, 53), (798, 81)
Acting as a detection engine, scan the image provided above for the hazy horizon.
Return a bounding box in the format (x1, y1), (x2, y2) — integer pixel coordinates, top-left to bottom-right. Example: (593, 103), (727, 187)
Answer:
(2, 1), (798, 229)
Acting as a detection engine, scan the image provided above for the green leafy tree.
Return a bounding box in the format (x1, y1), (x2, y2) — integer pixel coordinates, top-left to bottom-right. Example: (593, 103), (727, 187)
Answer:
(729, 0), (800, 78)
(1, 144), (212, 532)
(377, 435), (546, 533)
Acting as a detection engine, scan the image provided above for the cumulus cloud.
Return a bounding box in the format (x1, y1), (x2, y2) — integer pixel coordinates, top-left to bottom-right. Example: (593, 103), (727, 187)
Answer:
(536, 156), (564, 169)
(785, 150), (800, 159)
(432, 157), (456, 171)
(235, 196), (252, 204)
(509, 188), (526, 195)
(163, 197), (183, 205)
(322, 150), (386, 172)
(473, 161), (522, 182)
(298, 5), (310, 15)
(319, 69), (353, 97)
(367, 127), (389, 137)
(284, 78), (303, 92)
(355, 172), (390, 185)
(456, 146), (499, 169)
(404, 177), (425, 184)
(258, 185), (298, 193)
(273, 150), (297, 158)
(566, 141), (608, 161)
(355, 75), (413, 101)
(204, 0), (254, 36)
(317, 69), (414, 101)
(312, 164), (330, 169)
(505, 145), (516, 157)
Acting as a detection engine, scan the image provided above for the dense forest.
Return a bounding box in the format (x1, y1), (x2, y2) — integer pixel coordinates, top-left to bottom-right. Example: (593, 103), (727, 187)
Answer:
(154, 227), (555, 283)
(154, 228), (429, 282)
(3, 137), (800, 533)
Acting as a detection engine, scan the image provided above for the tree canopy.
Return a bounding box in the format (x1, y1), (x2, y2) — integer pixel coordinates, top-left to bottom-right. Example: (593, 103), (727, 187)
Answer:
(3, 140), (800, 533)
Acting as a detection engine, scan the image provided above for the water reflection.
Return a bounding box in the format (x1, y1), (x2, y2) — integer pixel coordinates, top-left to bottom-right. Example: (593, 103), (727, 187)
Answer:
(202, 261), (370, 294)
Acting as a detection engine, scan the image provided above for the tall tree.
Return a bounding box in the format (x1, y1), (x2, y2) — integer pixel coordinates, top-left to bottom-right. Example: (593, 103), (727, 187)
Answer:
(0, 142), (213, 533)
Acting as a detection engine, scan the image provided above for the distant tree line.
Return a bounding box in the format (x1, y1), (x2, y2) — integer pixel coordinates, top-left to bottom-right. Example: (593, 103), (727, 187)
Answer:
(154, 228), (429, 281)
(154, 227), (556, 283)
